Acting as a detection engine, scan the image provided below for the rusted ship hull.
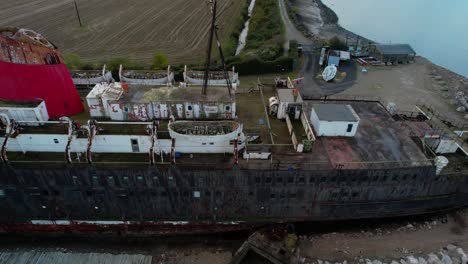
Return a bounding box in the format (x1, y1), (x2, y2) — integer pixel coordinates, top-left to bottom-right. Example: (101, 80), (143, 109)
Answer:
(0, 163), (466, 235)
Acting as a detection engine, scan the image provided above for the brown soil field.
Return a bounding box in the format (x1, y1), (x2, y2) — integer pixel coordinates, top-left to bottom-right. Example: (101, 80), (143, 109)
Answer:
(0, 0), (246, 65)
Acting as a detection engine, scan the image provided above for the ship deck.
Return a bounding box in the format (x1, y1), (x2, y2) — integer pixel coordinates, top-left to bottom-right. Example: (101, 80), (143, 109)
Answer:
(3, 92), (437, 171)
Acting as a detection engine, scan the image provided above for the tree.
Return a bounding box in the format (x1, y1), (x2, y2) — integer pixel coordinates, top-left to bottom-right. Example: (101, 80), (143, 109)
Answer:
(328, 36), (347, 50)
(151, 52), (168, 70)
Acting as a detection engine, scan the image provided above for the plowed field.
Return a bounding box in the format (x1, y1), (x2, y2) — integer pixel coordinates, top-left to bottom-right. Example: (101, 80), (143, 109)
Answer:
(0, 0), (245, 64)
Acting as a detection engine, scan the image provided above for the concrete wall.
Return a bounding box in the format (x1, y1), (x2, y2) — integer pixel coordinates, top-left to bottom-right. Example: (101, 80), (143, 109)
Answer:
(104, 101), (236, 121)
(87, 97), (105, 118)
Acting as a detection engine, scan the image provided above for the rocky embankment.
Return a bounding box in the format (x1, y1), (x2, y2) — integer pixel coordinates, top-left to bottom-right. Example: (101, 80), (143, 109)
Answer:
(428, 63), (468, 120)
(296, 210), (467, 264)
(310, 245), (467, 264)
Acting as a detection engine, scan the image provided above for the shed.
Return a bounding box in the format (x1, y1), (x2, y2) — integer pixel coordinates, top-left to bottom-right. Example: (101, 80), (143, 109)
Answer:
(339, 51), (351, 60)
(327, 55), (340, 66)
(369, 44), (416, 64)
(276, 89), (303, 120)
(0, 100), (49, 125)
(310, 104), (360, 137)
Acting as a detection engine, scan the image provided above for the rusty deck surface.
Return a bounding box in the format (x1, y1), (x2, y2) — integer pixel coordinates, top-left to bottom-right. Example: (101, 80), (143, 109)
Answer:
(312, 101), (432, 169)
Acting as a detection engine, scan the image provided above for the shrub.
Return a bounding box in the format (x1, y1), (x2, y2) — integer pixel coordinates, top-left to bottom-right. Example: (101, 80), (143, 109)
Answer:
(105, 57), (143, 80)
(328, 36), (347, 50)
(151, 52), (169, 70)
(240, 0), (284, 59)
(63, 53), (82, 69)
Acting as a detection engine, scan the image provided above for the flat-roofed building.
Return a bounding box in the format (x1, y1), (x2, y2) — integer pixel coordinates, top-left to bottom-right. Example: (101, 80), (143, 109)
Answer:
(309, 104), (360, 137)
(368, 44), (416, 65)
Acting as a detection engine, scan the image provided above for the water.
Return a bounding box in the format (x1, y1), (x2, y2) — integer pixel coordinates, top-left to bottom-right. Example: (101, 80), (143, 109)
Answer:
(235, 0), (256, 56)
(321, 0), (468, 77)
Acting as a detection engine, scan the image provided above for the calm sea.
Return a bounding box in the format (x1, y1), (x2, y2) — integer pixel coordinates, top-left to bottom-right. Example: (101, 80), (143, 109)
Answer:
(321, 0), (468, 77)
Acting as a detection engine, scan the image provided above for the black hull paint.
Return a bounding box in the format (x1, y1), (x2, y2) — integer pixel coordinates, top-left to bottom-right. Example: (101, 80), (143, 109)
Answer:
(0, 163), (466, 234)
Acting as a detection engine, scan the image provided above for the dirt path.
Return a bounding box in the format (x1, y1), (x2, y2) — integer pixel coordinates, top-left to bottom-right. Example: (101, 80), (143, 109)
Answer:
(278, 0), (312, 49)
(339, 58), (467, 123)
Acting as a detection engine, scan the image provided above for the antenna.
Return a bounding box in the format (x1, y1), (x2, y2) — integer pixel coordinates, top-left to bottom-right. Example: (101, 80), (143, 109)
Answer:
(74, 0), (83, 27)
(202, 0), (234, 97)
(214, 26), (233, 97)
(202, 0), (217, 95)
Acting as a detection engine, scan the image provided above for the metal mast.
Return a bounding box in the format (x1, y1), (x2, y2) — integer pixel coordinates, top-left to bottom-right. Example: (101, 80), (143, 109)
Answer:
(214, 27), (232, 97)
(202, 0), (217, 95)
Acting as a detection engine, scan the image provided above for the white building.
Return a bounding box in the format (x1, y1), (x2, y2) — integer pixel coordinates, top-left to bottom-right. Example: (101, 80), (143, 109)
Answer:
(310, 104), (360, 137)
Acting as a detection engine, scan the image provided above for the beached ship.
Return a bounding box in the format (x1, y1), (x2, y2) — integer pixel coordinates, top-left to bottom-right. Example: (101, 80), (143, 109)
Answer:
(0, 27), (467, 236)
(119, 65), (174, 86)
(0, 77), (467, 235)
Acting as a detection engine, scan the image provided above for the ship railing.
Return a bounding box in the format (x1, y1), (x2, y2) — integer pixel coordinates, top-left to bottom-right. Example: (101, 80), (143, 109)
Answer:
(6, 157), (438, 172)
(301, 94), (385, 103)
(416, 100), (468, 129)
(264, 159), (436, 171)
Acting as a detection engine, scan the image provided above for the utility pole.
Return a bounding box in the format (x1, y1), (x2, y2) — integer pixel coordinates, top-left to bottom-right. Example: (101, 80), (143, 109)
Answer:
(202, 0), (217, 95)
(74, 0), (83, 27)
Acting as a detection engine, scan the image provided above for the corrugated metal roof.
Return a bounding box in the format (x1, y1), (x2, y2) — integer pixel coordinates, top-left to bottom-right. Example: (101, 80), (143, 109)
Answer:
(375, 44), (416, 55)
(313, 104), (359, 122)
(0, 251), (152, 264)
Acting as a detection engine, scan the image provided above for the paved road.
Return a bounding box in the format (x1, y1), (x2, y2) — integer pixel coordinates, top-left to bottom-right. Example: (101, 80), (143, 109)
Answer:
(278, 0), (356, 97)
(278, 0), (312, 47)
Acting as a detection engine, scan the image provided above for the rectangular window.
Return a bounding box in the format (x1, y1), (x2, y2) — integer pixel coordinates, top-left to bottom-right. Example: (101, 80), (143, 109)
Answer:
(347, 124), (353, 132)
(187, 105), (193, 111)
(131, 139), (139, 152)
